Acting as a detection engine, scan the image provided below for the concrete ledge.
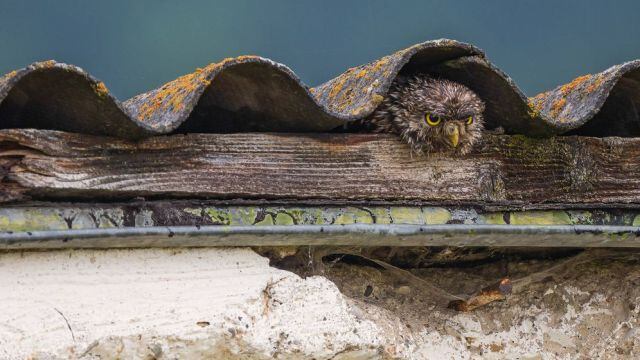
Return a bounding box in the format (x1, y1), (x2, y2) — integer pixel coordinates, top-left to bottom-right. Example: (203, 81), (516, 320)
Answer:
(0, 248), (394, 359)
(2, 247), (639, 359)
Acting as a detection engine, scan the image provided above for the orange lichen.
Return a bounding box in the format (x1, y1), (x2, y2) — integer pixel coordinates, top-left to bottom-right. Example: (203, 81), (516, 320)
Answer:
(234, 55), (259, 61)
(135, 56), (262, 121)
(559, 74), (591, 95)
(372, 94), (384, 104)
(527, 99), (543, 119)
(356, 69), (368, 79)
(93, 82), (109, 98)
(350, 103), (369, 117)
(527, 73), (597, 120)
(1, 70), (18, 82)
(34, 60), (56, 69)
(550, 97), (566, 118)
(328, 76), (347, 100)
(586, 74), (605, 93)
(137, 64), (216, 121)
(371, 57), (389, 72)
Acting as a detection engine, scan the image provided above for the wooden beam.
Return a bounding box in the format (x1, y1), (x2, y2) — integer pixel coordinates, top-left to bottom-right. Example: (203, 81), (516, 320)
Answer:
(1, 129), (639, 208)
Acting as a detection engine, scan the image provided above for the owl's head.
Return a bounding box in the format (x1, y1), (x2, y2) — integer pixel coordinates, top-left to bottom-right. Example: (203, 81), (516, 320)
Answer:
(389, 75), (485, 155)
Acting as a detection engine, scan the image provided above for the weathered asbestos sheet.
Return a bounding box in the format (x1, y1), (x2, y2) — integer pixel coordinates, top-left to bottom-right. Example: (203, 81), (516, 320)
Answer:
(1, 39), (639, 139)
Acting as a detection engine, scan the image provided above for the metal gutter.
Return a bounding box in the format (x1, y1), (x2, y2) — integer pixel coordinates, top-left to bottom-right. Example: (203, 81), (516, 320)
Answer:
(1, 224), (639, 250)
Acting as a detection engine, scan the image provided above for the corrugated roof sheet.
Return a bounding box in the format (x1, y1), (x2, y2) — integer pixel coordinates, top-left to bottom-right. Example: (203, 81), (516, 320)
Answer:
(1, 39), (639, 139)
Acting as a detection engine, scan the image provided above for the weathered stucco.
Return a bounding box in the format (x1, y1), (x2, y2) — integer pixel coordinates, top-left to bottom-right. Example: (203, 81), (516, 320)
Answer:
(1, 247), (638, 359)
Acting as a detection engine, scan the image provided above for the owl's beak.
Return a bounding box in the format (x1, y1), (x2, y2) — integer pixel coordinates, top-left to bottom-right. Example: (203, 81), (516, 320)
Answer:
(448, 126), (460, 148)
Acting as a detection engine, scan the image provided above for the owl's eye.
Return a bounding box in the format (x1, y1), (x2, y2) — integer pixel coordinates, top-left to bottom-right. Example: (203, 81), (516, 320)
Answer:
(467, 116), (473, 125)
(425, 113), (441, 126)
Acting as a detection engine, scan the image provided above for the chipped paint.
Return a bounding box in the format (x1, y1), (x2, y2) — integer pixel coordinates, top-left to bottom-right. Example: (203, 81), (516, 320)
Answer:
(0, 206), (638, 232)
(481, 213), (508, 225)
(0, 209), (67, 231)
(423, 208), (453, 225)
(389, 207), (425, 225)
(510, 211), (572, 225)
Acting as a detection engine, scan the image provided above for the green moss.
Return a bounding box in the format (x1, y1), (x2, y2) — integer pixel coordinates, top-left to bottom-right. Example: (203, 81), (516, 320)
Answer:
(204, 208), (231, 225)
(286, 209), (307, 224)
(254, 214), (275, 226)
(633, 215), (640, 227)
(236, 207), (258, 225)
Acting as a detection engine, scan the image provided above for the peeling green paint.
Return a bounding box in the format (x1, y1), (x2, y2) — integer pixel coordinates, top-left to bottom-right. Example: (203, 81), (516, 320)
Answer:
(422, 208), (452, 225)
(0, 210), (67, 231)
(254, 214), (275, 226)
(566, 211), (593, 225)
(273, 212), (296, 225)
(389, 207), (424, 225)
(333, 208), (375, 225)
(0, 205), (637, 232)
(235, 207), (257, 225)
(183, 208), (202, 217)
(510, 211), (572, 225)
(481, 213), (507, 225)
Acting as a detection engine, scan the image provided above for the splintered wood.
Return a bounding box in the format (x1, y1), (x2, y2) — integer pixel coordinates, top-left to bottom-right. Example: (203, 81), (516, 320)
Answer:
(1, 129), (639, 208)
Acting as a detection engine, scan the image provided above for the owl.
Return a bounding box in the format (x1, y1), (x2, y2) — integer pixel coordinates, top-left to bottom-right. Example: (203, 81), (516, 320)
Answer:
(363, 74), (485, 155)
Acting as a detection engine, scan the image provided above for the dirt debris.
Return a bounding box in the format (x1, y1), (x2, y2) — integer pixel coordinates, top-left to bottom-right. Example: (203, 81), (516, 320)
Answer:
(267, 247), (640, 359)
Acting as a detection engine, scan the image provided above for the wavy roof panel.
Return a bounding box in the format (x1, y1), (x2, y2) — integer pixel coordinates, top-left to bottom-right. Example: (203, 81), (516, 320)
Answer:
(1, 39), (638, 139)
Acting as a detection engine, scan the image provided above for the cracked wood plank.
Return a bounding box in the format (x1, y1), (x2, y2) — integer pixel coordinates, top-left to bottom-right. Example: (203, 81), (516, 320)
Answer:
(0, 129), (639, 208)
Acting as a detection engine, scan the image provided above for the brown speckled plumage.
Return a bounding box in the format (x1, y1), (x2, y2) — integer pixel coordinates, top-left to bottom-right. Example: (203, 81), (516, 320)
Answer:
(363, 74), (485, 155)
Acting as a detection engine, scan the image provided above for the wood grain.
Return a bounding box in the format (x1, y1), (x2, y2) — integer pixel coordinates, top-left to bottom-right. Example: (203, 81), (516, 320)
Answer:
(1, 129), (639, 208)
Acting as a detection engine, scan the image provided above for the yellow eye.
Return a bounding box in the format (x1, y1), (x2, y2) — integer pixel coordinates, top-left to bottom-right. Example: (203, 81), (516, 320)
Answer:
(425, 113), (441, 126)
(467, 116), (473, 125)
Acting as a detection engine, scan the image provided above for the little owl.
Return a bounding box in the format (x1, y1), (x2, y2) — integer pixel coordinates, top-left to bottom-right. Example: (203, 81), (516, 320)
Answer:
(363, 74), (485, 155)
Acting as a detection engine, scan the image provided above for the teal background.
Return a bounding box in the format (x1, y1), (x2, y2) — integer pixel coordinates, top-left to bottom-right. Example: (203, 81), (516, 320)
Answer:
(1, 0), (639, 98)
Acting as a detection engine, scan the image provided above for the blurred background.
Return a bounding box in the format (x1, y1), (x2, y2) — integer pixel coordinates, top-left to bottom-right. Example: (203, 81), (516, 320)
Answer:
(1, 0), (639, 99)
